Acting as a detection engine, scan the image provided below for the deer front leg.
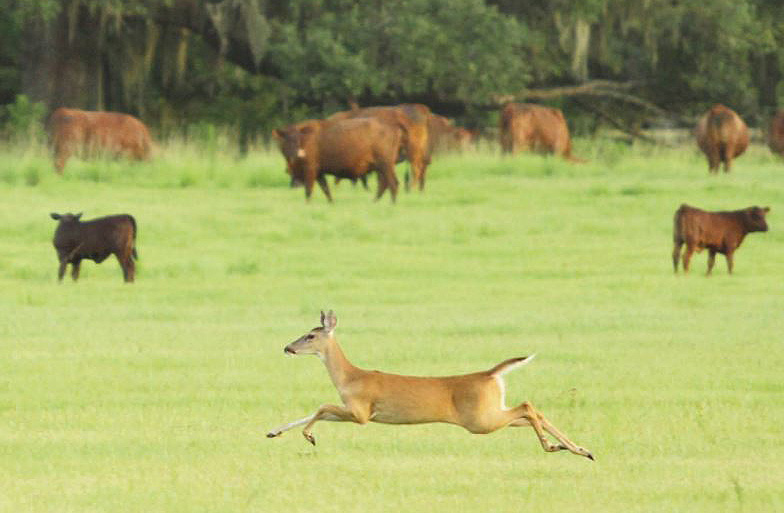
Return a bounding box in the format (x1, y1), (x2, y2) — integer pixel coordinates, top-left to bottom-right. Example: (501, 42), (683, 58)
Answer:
(266, 414), (315, 439)
(301, 404), (366, 445)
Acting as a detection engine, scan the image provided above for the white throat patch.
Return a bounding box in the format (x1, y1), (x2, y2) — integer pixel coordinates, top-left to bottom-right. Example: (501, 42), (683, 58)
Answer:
(296, 148), (306, 158)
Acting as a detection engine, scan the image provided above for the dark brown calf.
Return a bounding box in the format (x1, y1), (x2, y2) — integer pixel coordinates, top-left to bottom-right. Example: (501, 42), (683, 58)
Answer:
(672, 204), (770, 275)
(51, 213), (138, 282)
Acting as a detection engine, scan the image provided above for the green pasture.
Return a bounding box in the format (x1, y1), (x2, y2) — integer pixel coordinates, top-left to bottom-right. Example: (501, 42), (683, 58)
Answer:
(1, 139), (783, 512)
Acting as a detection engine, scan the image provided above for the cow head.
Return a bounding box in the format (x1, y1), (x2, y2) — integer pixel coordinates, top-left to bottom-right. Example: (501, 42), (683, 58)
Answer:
(272, 125), (315, 186)
(50, 212), (83, 223)
(745, 206), (770, 232)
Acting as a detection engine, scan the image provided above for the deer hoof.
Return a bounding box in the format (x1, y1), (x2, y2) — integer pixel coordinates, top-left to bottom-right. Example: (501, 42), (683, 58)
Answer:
(266, 432), (279, 438)
(303, 432), (316, 446)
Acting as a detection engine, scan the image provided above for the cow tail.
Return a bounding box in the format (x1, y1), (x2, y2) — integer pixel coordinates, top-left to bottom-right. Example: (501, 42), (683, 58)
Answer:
(129, 215), (138, 260)
(673, 204), (686, 243)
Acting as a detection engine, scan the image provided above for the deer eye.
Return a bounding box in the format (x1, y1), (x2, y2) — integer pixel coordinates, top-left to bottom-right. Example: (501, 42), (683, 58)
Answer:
(307, 334), (315, 340)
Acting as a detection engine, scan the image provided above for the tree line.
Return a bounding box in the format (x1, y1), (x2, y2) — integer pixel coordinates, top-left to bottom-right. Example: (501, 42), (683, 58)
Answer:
(1, 0), (783, 143)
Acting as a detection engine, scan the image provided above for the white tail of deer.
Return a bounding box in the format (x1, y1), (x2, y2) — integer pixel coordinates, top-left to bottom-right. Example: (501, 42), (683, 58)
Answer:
(266, 310), (593, 460)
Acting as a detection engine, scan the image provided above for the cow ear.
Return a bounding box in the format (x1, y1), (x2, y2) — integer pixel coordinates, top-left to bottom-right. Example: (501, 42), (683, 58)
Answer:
(50, 213), (61, 220)
(75, 212), (83, 220)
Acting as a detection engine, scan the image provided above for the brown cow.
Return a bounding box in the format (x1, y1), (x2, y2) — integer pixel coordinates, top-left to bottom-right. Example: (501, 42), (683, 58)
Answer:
(672, 204), (770, 275)
(695, 104), (749, 173)
(273, 117), (401, 202)
(329, 104), (431, 191)
(499, 103), (582, 161)
(50, 212), (138, 282)
(427, 114), (475, 154)
(48, 108), (153, 174)
(768, 110), (784, 157)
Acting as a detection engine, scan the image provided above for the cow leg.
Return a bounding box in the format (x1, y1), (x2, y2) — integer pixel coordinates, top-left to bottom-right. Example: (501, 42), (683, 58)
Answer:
(725, 250), (735, 275)
(706, 250), (716, 276)
(379, 161), (398, 203)
(672, 241), (683, 273)
(418, 167), (427, 191)
(723, 144), (734, 173)
(57, 260), (68, 281)
(71, 259), (81, 281)
(375, 172), (389, 201)
(123, 250), (136, 283)
(682, 243), (696, 273)
(303, 165), (318, 201)
(118, 253), (135, 283)
(316, 176), (333, 202)
(53, 145), (70, 175)
(708, 150), (720, 173)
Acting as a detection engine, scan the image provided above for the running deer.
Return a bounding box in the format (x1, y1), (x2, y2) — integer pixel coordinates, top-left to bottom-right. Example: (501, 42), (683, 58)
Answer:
(266, 311), (594, 460)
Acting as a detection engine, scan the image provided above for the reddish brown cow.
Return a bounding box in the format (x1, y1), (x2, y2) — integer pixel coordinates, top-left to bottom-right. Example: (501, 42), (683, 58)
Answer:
(499, 103), (582, 161)
(50, 212), (138, 283)
(767, 110), (784, 157)
(273, 117), (402, 202)
(329, 104), (431, 191)
(48, 107), (153, 174)
(427, 114), (475, 154)
(672, 204), (770, 275)
(695, 104), (748, 173)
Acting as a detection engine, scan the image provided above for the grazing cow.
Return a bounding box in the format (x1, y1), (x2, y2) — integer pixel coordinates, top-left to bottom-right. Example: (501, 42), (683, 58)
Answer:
(329, 104), (431, 191)
(48, 108), (153, 174)
(499, 103), (582, 162)
(427, 114), (475, 154)
(50, 213), (138, 282)
(695, 104), (748, 173)
(273, 117), (402, 202)
(768, 110), (784, 157)
(672, 204), (770, 275)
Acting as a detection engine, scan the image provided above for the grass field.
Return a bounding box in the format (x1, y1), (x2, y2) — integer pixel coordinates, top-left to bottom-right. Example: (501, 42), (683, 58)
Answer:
(1, 138), (783, 512)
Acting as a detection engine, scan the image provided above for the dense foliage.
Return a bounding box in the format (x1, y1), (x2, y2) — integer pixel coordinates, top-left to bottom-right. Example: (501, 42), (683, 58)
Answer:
(2, 0), (784, 137)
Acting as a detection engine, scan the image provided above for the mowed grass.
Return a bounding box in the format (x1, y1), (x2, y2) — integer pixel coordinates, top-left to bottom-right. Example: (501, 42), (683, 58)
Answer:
(1, 138), (783, 512)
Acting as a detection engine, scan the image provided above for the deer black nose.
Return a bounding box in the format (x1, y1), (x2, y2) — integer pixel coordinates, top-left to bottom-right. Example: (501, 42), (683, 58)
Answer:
(284, 346), (296, 355)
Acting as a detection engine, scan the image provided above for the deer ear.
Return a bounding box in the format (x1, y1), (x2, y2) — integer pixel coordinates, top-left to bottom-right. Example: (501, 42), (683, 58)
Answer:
(272, 128), (283, 141)
(75, 212), (83, 220)
(323, 310), (337, 332)
(50, 213), (61, 220)
(763, 206), (771, 214)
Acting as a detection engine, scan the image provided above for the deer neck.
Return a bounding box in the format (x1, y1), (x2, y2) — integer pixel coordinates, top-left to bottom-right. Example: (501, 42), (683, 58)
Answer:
(321, 337), (360, 389)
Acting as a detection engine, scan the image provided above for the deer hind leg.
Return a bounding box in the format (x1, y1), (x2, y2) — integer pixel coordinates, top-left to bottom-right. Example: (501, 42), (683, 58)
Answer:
(508, 402), (593, 460)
